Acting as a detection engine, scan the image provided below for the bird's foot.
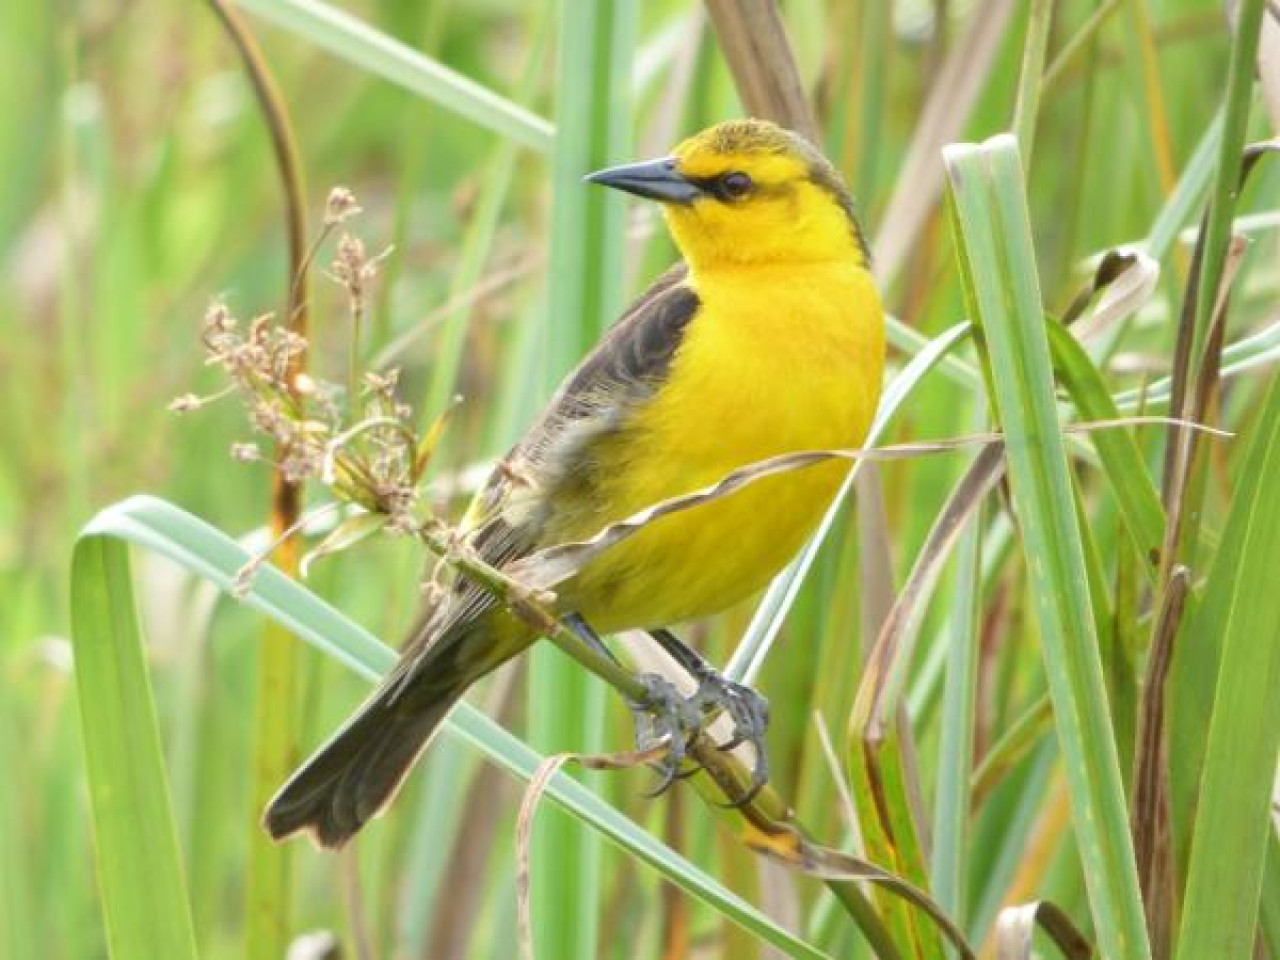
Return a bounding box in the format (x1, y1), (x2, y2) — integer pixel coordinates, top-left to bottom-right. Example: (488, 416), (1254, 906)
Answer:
(563, 614), (772, 805)
(688, 669), (771, 807)
(627, 674), (704, 796)
(627, 668), (771, 805)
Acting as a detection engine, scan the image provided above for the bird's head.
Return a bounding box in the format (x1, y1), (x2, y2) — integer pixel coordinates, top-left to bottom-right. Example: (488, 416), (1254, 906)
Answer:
(585, 118), (868, 270)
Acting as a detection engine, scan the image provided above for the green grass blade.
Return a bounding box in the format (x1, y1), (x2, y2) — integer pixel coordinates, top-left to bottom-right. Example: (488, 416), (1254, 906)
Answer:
(528, 2), (635, 957)
(968, 740), (1057, 942)
(931, 29), (1043, 926)
(930, 483), (984, 935)
(944, 135), (1151, 960)
(1047, 320), (1165, 570)
(1185, 0), (1265, 368)
(234, 0), (553, 151)
(421, 135), (519, 418)
(847, 731), (942, 958)
(1261, 832), (1280, 958)
(1145, 109), (1222, 262)
(1173, 373), (1280, 960)
(885, 315), (982, 390)
(1009, 0), (1053, 166)
(69, 536), (199, 960)
(76, 495), (831, 960)
(1113, 317), (1280, 411)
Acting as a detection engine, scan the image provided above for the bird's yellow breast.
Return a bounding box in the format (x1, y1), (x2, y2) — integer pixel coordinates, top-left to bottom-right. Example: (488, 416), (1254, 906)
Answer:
(558, 261), (884, 632)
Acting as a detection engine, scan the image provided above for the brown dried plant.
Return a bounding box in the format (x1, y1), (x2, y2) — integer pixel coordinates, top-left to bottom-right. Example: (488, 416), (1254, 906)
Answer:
(171, 188), (446, 594)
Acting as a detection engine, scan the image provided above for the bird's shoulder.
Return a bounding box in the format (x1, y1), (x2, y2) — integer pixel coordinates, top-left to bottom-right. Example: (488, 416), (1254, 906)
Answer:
(548, 261), (699, 419)
(470, 263), (700, 539)
(401, 264), (699, 650)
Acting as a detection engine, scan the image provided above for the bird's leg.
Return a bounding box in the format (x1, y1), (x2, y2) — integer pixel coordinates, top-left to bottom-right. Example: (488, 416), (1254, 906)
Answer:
(561, 612), (622, 667)
(561, 613), (700, 794)
(647, 628), (771, 806)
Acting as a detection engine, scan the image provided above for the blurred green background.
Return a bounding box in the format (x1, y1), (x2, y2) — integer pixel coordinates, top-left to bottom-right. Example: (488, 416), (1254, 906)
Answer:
(4, 1), (1278, 958)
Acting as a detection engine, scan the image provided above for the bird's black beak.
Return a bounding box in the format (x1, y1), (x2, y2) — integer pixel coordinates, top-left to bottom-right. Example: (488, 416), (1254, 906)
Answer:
(584, 157), (703, 205)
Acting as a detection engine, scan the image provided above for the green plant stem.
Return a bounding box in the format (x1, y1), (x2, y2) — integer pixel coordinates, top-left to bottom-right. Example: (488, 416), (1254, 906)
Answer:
(930, 480), (985, 935)
(400, 521), (958, 956)
(827, 882), (906, 960)
(204, 3), (311, 958)
(1188, 0), (1265, 369)
(1011, 0), (1054, 165)
(1041, 0), (1122, 94)
(527, 3), (634, 956)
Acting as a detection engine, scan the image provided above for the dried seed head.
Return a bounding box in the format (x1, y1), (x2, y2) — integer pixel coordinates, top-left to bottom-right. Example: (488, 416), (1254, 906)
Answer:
(247, 314), (271, 347)
(170, 393), (202, 413)
(249, 398), (289, 437)
(180, 187), (460, 581)
(388, 507), (422, 536)
(324, 186), (361, 226)
(363, 368), (400, 399)
(204, 301), (235, 334)
(332, 234), (366, 290)
(280, 445), (323, 485)
(278, 329), (308, 361)
(311, 381), (342, 425)
(230, 557), (262, 599)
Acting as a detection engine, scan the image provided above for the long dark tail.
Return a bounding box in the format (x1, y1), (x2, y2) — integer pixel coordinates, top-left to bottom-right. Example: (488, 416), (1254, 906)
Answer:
(263, 618), (510, 848)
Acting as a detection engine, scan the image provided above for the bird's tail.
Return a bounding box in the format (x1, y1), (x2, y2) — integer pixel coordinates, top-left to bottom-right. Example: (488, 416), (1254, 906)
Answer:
(263, 616), (515, 848)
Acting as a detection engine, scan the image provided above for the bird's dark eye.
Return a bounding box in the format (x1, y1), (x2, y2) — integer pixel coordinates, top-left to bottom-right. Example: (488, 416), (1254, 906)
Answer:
(718, 171), (753, 200)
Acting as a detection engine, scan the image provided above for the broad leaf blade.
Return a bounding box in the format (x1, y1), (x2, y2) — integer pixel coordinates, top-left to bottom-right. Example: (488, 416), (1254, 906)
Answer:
(944, 135), (1151, 960)
(1174, 372), (1280, 960)
(73, 495), (829, 960)
(235, 0), (553, 151)
(527, 3), (635, 957)
(1047, 319), (1165, 569)
(70, 536), (199, 960)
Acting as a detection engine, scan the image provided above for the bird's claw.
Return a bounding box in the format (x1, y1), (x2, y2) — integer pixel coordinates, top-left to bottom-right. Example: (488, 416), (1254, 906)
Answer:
(694, 671), (770, 808)
(627, 674), (700, 796)
(627, 670), (771, 806)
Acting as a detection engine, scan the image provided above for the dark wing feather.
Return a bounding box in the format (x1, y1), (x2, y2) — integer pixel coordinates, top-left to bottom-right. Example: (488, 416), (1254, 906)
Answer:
(536, 262), (696, 432)
(397, 263), (699, 670)
(468, 261), (698, 554)
(265, 266), (701, 844)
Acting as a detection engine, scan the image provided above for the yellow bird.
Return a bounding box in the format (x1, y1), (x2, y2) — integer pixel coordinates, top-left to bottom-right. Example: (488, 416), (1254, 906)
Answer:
(266, 118), (884, 848)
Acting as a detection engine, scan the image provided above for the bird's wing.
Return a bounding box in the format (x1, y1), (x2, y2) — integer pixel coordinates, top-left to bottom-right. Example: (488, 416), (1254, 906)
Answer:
(477, 261), (698, 541)
(394, 262), (700, 673)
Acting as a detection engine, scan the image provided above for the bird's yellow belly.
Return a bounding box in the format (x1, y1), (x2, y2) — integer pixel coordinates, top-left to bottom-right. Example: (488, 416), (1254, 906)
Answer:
(553, 264), (883, 633)
(569, 459), (849, 632)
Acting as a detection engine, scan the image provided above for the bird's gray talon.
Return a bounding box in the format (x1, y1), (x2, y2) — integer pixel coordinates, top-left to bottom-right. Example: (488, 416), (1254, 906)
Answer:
(694, 671), (769, 805)
(645, 765), (682, 799)
(627, 674), (696, 795)
(719, 773), (767, 810)
(628, 668), (771, 805)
